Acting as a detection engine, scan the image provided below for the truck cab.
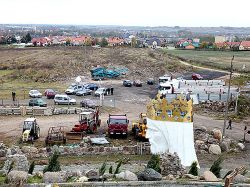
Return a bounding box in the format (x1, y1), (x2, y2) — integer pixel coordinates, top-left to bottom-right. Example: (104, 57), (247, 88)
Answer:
(107, 114), (129, 138)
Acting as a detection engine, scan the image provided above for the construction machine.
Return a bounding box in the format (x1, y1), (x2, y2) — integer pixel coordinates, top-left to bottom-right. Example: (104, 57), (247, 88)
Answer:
(132, 113), (147, 140)
(107, 114), (129, 138)
(22, 117), (40, 143)
(66, 107), (101, 140)
(45, 126), (67, 146)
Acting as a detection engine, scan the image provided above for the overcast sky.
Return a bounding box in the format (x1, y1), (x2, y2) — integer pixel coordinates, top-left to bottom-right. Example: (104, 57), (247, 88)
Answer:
(0, 0), (249, 27)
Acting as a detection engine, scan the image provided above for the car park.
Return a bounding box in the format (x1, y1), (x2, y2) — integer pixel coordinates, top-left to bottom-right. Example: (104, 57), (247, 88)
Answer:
(133, 80), (142, 87)
(54, 94), (76, 105)
(29, 90), (42, 98)
(123, 80), (132, 87)
(80, 99), (96, 108)
(29, 98), (47, 107)
(94, 88), (107, 96)
(85, 83), (99, 91)
(76, 88), (92, 96)
(44, 89), (56, 99)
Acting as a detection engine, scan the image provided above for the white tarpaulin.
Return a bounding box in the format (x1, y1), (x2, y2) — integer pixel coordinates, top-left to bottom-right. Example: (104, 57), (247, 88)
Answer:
(146, 118), (198, 167)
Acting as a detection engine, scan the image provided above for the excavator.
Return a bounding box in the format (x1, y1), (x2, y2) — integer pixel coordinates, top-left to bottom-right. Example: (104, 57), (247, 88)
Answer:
(132, 113), (147, 140)
(66, 107), (101, 140)
(22, 117), (40, 143)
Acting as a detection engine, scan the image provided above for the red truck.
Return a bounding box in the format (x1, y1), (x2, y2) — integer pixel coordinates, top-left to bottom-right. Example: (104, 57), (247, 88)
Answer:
(107, 114), (129, 138)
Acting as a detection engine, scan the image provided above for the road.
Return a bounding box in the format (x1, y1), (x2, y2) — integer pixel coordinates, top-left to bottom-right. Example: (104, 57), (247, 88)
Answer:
(179, 60), (241, 76)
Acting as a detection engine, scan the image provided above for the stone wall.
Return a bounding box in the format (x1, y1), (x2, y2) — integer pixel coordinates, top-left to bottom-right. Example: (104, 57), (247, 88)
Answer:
(21, 144), (151, 158)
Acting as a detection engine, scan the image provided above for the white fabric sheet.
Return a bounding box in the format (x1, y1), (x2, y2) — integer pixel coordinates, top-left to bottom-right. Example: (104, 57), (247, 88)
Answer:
(146, 118), (198, 167)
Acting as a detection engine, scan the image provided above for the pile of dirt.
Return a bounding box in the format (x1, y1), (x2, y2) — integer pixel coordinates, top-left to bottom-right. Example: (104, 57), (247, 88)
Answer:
(0, 47), (186, 83)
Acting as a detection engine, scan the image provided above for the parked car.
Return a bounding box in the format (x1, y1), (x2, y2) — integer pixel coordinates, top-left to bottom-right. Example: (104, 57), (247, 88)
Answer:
(192, 73), (203, 80)
(123, 80), (132, 87)
(54, 94), (76, 105)
(94, 88), (107, 96)
(133, 80), (142, 87)
(85, 83), (99, 91)
(147, 78), (154, 85)
(76, 88), (92, 96)
(44, 89), (56, 99)
(29, 90), (42, 98)
(65, 84), (84, 95)
(80, 99), (96, 108)
(29, 98), (47, 107)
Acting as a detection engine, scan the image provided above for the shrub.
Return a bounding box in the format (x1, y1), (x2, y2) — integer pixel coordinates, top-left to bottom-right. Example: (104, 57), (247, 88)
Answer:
(114, 161), (122, 174)
(188, 161), (198, 176)
(210, 156), (224, 178)
(147, 154), (161, 173)
(109, 165), (113, 174)
(99, 160), (107, 176)
(43, 151), (61, 173)
(28, 161), (35, 175)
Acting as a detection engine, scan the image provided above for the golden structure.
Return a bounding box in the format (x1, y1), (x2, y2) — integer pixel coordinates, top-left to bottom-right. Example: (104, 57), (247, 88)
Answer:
(147, 94), (193, 122)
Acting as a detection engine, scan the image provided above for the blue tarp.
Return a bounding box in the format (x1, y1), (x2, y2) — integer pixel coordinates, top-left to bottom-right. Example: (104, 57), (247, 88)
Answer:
(91, 67), (128, 79)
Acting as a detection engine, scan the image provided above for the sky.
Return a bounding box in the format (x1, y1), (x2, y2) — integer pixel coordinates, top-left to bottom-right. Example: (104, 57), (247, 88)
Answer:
(0, 0), (249, 27)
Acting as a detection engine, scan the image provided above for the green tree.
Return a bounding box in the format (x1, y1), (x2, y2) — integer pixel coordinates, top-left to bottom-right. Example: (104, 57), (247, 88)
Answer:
(43, 151), (61, 173)
(28, 161), (35, 174)
(100, 38), (108, 47)
(109, 165), (113, 174)
(210, 156), (223, 178)
(25, 33), (32, 43)
(188, 161), (198, 176)
(147, 154), (161, 173)
(114, 161), (122, 174)
(99, 160), (107, 176)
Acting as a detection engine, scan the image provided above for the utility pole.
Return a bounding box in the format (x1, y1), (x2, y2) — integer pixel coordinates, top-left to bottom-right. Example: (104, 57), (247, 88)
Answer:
(222, 55), (234, 138)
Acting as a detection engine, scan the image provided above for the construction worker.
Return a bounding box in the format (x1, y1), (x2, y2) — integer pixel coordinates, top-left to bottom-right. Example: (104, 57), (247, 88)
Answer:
(12, 91), (16, 102)
(226, 119), (232, 130)
(110, 87), (114, 95)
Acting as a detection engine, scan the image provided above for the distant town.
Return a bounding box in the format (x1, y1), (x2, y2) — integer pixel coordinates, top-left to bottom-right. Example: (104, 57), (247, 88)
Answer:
(1, 24), (250, 50)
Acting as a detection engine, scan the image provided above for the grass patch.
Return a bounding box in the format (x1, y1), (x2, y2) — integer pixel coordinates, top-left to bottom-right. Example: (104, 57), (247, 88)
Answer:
(27, 176), (43, 183)
(164, 49), (250, 73)
(30, 154), (151, 165)
(0, 175), (6, 185)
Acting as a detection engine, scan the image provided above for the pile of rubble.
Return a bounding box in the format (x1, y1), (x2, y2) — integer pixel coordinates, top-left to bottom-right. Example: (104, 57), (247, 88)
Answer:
(198, 100), (235, 113)
(160, 152), (186, 178)
(194, 126), (245, 155)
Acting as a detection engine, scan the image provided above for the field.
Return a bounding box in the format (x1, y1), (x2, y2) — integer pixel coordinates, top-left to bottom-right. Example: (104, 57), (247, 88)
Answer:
(165, 49), (250, 73)
(0, 46), (188, 99)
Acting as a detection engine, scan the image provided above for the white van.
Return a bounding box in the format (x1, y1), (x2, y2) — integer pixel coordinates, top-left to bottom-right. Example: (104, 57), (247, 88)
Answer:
(54, 94), (76, 105)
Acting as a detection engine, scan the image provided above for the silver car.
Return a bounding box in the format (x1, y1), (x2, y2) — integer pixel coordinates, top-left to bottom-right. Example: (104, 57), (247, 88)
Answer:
(54, 94), (76, 105)
(75, 88), (92, 96)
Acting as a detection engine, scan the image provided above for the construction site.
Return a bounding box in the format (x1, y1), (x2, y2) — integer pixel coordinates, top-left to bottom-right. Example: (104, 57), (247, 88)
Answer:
(0, 47), (250, 186)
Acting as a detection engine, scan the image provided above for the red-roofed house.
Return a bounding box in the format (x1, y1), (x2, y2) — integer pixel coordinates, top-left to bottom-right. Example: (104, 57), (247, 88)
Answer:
(239, 41), (250, 50)
(32, 37), (50, 46)
(107, 37), (124, 46)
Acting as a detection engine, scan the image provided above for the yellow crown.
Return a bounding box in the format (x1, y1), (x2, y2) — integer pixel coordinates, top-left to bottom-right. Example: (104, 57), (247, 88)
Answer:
(147, 94), (193, 122)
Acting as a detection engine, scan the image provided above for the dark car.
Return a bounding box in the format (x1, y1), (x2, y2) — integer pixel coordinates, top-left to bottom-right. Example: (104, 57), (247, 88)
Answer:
(147, 78), (154, 85)
(80, 99), (96, 108)
(29, 98), (47, 107)
(85, 83), (99, 91)
(133, 80), (142, 87)
(44, 89), (56, 99)
(192, 73), (203, 80)
(123, 80), (132, 87)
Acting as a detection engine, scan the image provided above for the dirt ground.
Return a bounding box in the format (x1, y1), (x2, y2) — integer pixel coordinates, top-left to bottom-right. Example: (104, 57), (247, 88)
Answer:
(0, 76), (249, 170)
